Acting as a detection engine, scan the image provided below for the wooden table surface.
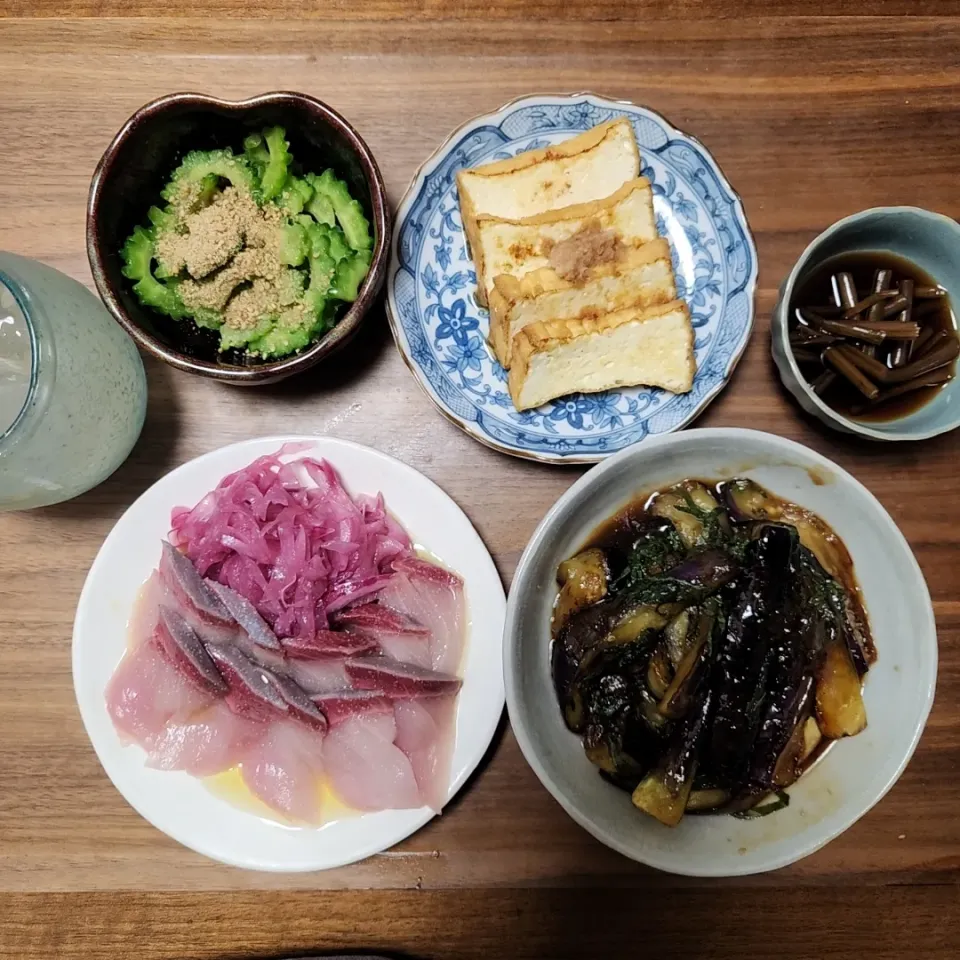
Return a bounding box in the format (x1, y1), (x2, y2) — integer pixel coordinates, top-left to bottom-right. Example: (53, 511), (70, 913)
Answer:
(2, 3), (960, 958)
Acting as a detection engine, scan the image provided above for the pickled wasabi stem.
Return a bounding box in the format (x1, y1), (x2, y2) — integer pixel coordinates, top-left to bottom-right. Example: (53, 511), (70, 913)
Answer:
(260, 126), (292, 201)
(161, 149), (258, 203)
(120, 226), (185, 318)
(308, 169), (372, 252)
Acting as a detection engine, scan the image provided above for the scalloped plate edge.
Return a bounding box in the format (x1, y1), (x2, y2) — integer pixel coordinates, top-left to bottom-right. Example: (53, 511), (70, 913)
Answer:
(386, 91), (759, 465)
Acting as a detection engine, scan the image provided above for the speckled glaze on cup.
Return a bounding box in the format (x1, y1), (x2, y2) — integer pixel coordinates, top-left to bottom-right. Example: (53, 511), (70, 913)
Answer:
(0, 252), (146, 511)
(87, 92), (390, 386)
(772, 206), (960, 441)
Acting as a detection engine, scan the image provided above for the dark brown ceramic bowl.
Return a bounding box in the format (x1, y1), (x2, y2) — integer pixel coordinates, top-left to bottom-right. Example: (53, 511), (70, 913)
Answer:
(87, 92), (390, 385)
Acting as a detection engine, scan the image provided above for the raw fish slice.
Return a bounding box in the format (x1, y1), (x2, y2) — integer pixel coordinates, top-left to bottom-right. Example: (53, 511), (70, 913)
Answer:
(345, 655), (462, 697)
(206, 644), (289, 722)
(285, 657), (351, 695)
(323, 713), (423, 811)
(106, 640), (216, 745)
(205, 644), (325, 730)
(336, 604), (431, 668)
(156, 575), (238, 647)
(394, 697), (457, 814)
(145, 700), (260, 776)
(273, 673), (328, 731)
(159, 540), (233, 629)
(190, 603), (287, 674)
(378, 557), (466, 673)
(370, 632), (432, 669)
(225, 632), (288, 673)
(155, 606), (228, 695)
(280, 629), (378, 660)
(240, 720), (327, 823)
(335, 602), (429, 637)
(197, 614), (288, 674)
(205, 579), (282, 650)
(311, 689), (394, 726)
(324, 574), (395, 614)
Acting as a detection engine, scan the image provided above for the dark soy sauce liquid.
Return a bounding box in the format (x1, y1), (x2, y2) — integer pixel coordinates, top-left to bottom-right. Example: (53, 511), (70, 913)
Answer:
(790, 251), (957, 422)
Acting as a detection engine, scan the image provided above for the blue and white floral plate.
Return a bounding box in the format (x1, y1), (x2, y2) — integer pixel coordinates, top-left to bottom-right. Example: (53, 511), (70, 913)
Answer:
(386, 93), (758, 464)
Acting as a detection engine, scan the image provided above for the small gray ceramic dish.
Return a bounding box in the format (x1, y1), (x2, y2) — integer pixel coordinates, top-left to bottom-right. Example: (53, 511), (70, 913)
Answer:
(771, 206), (960, 441)
(504, 428), (937, 876)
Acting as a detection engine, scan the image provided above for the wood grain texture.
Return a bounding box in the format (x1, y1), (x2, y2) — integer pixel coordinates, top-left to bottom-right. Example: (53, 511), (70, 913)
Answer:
(7, 1), (960, 19)
(0, 9), (959, 959)
(3, 888), (960, 959)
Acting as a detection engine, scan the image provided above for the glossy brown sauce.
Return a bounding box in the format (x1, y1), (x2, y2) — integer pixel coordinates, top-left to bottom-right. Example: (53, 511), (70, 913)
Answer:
(577, 478), (873, 663)
(553, 479), (878, 815)
(790, 251), (957, 422)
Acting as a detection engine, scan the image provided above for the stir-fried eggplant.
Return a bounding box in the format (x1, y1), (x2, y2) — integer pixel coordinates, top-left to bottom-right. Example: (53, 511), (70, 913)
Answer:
(550, 477), (874, 826)
(707, 523), (797, 785)
(577, 646), (671, 784)
(662, 609), (693, 668)
(649, 481), (731, 550)
(552, 592), (634, 725)
(745, 544), (834, 795)
(619, 547), (739, 608)
(719, 478), (771, 523)
(686, 788), (731, 812)
(632, 688), (714, 826)
(816, 640), (867, 739)
(753, 674), (816, 792)
(554, 548), (739, 720)
(552, 548), (609, 637)
(720, 479), (865, 590)
(657, 602), (718, 721)
(623, 516), (686, 573)
(646, 646), (673, 699)
(800, 716), (823, 762)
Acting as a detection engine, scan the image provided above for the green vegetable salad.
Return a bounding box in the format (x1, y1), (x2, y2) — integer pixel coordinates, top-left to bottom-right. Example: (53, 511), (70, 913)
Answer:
(120, 126), (373, 360)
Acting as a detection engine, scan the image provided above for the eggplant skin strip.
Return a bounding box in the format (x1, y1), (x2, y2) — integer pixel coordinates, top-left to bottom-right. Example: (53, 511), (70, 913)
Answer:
(746, 545), (837, 794)
(707, 524), (797, 785)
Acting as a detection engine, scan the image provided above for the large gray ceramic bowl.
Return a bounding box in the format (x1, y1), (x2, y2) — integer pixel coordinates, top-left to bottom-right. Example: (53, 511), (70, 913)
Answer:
(504, 428), (937, 876)
(772, 206), (960, 440)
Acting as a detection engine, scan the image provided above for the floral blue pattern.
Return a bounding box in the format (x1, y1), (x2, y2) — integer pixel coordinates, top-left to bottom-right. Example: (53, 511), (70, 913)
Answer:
(387, 94), (758, 463)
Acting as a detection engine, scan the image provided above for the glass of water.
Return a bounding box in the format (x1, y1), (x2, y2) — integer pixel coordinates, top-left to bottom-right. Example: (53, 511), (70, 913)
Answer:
(0, 252), (147, 511)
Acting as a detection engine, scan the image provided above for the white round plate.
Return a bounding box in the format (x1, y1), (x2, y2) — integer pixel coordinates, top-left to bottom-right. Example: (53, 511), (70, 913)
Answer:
(73, 436), (506, 872)
(387, 92), (757, 464)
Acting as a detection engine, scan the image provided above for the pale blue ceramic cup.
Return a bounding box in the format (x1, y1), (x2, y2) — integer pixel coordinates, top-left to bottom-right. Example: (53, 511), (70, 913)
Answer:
(772, 206), (960, 441)
(0, 252), (146, 510)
